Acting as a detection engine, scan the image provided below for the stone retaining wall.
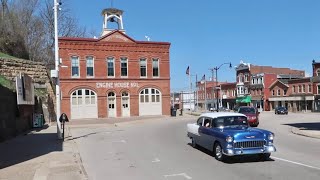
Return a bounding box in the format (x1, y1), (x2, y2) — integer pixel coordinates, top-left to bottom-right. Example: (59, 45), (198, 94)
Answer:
(0, 57), (48, 84)
(0, 57), (56, 141)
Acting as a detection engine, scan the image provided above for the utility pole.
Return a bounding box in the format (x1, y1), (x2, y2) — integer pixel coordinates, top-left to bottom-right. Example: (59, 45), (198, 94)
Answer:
(215, 68), (219, 110)
(211, 62), (232, 112)
(54, 0), (62, 139)
(209, 68), (215, 110)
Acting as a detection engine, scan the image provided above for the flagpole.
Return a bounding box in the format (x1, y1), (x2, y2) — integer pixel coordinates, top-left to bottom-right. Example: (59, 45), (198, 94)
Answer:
(204, 77), (207, 112)
(189, 69), (192, 111)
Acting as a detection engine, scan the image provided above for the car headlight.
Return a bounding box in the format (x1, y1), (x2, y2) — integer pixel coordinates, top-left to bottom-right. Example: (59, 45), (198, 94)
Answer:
(226, 136), (233, 143)
(268, 133), (274, 140)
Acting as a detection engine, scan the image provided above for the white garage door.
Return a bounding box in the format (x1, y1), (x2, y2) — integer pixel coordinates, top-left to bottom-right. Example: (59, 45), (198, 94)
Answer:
(139, 88), (162, 116)
(71, 89), (98, 119)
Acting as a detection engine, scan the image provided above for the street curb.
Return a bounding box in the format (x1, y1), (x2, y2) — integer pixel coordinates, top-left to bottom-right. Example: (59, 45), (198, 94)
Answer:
(66, 127), (89, 180)
(290, 127), (320, 139)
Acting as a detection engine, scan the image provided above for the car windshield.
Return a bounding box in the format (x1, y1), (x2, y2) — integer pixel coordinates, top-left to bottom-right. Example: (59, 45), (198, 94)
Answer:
(215, 116), (248, 127)
(238, 107), (256, 114)
(277, 107), (286, 110)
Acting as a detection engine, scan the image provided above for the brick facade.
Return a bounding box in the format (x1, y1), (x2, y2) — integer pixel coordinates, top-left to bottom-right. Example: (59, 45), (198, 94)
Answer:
(268, 78), (313, 112)
(235, 62), (306, 111)
(58, 31), (171, 119)
(197, 81), (236, 110)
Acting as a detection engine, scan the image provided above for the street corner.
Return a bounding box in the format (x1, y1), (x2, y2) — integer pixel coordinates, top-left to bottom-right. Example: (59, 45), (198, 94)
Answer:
(290, 127), (320, 139)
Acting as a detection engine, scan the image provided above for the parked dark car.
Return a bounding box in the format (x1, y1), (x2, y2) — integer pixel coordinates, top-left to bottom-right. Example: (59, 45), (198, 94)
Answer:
(237, 106), (260, 127)
(275, 107), (288, 115)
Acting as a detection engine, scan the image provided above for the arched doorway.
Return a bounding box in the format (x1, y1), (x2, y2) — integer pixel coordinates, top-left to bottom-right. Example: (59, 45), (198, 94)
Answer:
(121, 91), (130, 117)
(139, 88), (162, 116)
(107, 92), (116, 117)
(71, 89), (98, 119)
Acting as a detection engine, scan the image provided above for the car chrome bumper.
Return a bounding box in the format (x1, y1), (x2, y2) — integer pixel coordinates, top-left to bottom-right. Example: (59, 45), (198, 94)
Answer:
(223, 145), (276, 156)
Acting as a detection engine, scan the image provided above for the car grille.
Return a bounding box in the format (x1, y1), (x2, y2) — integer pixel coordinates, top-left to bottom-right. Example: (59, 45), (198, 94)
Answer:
(234, 141), (266, 148)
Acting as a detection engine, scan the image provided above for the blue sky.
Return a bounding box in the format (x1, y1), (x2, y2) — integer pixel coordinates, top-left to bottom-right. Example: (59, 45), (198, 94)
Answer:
(66, 0), (320, 92)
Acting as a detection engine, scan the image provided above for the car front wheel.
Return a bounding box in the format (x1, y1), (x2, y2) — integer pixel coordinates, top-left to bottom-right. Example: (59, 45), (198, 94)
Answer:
(214, 143), (226, 161)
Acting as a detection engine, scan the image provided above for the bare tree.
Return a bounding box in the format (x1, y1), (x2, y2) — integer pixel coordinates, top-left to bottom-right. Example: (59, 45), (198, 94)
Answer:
(0, 0), (86, 66)
(39, 0), (86, 67)
(0, 0), (9, 20)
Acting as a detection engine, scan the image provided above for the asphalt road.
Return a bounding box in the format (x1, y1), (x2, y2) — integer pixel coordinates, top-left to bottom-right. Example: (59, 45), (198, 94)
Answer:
(70, 112), (320, 180)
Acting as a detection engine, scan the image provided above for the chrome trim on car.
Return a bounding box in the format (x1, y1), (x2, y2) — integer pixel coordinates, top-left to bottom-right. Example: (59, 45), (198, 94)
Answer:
(234, 140), (266, 149)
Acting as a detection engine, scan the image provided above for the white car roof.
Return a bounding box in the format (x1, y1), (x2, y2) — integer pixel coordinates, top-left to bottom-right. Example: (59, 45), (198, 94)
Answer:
(200, 112), (246, 118)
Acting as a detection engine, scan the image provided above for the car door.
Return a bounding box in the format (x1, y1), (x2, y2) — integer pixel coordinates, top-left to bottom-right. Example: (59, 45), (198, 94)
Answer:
(194, 117), (204, 147)
(207, 118), (224, 151)
(199, 117), (213, 150)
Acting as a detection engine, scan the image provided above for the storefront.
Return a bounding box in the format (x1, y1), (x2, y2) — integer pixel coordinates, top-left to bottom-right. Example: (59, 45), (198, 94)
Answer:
(236, 95), (251, 106)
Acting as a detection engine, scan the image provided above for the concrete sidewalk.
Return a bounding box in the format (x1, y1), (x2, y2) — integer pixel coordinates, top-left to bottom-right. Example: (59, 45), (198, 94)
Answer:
(290, 124), (320, 139)
(0, 125), (87, 180)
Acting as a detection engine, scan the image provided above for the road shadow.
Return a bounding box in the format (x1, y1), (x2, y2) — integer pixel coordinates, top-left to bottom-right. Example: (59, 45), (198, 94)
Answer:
(283, 122), (320, 131)
(188, 143), (275, 164)
(0, 127), (62, 169)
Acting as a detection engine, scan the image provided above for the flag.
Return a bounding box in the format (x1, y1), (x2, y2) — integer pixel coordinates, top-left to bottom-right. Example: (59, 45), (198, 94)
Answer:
(186, 66), (190, 75)
(201, 74), (205, 81)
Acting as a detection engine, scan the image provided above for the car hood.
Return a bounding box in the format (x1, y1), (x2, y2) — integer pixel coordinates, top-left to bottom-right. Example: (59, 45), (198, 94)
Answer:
(221, 126), (270, 140)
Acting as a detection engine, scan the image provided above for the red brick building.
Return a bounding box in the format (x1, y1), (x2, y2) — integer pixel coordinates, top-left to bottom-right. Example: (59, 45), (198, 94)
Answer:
(220, 82), (237, 110)
(268, 78), (313, 112)
(312, 60), (320, 111)
(58, 8), (171, 119)
(197, 81), (236, 110)
(235, 61), (305, 111)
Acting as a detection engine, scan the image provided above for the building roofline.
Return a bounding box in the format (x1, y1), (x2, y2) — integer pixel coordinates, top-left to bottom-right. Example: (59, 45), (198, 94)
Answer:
(268, 79), (289, 89)
(58, 30), (170, 45)
(288, 77), (311, 83)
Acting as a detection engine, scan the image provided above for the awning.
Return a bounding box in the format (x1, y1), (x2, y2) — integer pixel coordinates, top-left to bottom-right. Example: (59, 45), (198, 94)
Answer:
(236, 96), (251, 103)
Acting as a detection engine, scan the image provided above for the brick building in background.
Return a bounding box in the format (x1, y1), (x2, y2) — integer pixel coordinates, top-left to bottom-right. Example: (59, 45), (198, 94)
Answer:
(312, 60), (320, 111)
(58, 8), (171, 119)
(268, 78), (313, 112)
(235, 61), (305, 111)
(197, 81), (236, 111)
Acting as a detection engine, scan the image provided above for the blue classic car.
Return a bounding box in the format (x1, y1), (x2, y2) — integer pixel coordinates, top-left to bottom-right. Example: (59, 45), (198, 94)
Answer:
(187, 112), (276, 161)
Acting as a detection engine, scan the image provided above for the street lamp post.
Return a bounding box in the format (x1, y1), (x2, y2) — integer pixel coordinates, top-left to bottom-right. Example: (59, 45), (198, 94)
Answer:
(213, 62), (232, 112)
(54, 0), (62, 139)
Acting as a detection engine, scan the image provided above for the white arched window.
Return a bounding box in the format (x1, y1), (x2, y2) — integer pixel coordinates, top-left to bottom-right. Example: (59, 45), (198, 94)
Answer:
(71, 89), (97, 119)
(139, 88), (162, 116)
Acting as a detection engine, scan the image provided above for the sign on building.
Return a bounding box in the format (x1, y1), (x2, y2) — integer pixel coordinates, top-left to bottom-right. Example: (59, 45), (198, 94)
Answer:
(15, 73), (35, 105)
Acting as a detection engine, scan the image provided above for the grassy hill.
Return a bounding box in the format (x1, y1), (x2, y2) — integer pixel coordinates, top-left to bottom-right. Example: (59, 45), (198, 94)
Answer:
(0, 52), (17, 59)
(0, 75), (15, 90)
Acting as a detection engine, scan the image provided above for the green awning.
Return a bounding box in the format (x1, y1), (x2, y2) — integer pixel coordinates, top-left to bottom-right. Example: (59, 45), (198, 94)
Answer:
(236, 96), (251, 103)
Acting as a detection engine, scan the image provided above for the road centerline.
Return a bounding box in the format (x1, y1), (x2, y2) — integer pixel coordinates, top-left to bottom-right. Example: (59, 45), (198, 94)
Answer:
(164, 173), (192, 179)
